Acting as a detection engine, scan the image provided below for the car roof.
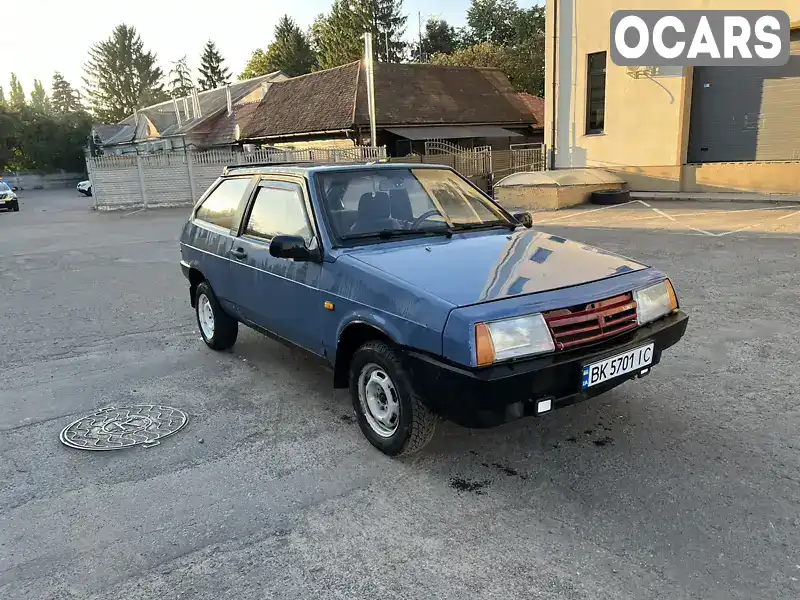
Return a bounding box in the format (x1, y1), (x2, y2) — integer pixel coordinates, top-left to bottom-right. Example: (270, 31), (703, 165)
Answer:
(222, 162), (452, 178)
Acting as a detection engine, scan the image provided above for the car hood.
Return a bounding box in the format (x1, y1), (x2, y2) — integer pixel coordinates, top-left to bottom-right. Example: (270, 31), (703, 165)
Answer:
(343, 229), (648, 307)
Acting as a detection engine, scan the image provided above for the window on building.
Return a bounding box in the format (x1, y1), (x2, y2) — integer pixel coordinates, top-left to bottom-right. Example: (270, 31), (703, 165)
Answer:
(195, 177), (251, 230)
(586, 52), (607, 134)
(244, 183), (312, 242)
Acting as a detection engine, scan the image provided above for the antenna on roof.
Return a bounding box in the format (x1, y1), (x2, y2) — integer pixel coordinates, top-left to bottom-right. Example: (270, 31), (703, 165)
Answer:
(183, 96), (190, 120)
(226, 85), (232, 116)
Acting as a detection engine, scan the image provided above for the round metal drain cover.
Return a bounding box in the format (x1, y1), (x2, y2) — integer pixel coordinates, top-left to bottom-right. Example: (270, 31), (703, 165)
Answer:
(60, 405), (188, 450)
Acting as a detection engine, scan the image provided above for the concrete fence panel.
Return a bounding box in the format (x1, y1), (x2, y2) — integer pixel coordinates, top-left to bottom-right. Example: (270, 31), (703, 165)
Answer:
(87, 146), (388, 211)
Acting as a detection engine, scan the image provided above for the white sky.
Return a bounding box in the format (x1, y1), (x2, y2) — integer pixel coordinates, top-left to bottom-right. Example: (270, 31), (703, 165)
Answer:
(2, 0), (539, 96)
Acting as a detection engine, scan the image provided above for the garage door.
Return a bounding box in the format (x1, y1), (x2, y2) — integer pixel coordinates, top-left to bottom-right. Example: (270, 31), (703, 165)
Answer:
(688, 30), (800, 163)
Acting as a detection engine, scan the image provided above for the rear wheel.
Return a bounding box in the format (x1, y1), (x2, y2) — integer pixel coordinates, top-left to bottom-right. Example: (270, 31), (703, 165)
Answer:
(349, 340), (437, 456)
(195, 281), (238, 350)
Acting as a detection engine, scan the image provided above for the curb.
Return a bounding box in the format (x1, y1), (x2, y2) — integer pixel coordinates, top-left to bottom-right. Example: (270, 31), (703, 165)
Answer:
(630, 192), (800, 204)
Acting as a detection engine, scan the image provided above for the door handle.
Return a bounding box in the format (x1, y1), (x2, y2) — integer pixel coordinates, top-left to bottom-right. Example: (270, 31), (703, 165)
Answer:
(230, 247), (247, 260)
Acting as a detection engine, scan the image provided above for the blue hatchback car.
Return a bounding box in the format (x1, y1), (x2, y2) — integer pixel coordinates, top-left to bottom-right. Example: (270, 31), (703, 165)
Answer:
(179, 163), (688, 455)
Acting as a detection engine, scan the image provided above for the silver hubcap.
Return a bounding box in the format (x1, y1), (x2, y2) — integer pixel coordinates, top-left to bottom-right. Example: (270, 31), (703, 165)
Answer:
(198, 294), (215, 339)
(358, 364), (400, 438)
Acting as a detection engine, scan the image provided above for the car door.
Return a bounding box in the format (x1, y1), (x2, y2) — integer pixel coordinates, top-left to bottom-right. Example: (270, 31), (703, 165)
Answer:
(182, 176), (255, 314)
(228, 177), (323, 355)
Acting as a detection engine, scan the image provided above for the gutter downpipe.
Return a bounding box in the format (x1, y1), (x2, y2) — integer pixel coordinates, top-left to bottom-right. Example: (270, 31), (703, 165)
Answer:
(550, 0), (558, 170)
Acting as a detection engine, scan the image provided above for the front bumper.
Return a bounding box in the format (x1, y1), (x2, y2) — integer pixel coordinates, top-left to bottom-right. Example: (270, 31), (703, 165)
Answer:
(406, 311), (689, 428)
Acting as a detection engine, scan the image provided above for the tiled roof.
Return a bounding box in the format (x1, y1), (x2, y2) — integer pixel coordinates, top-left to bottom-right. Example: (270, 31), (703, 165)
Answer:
(99, 72), (284, 146)
(195, 102), (263, 147)
(242, 62), (535, 140)
(243, 62), (360, 139)
(356, 63), (532, 127)
(517, 93), (545, 128)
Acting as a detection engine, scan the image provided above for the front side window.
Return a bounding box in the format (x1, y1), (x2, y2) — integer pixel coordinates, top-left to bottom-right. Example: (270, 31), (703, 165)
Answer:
(244, 182), (312, 242)
(195, 177), (251, 230)
(318, 168), (510, 241)
(586, 51), (607, 134)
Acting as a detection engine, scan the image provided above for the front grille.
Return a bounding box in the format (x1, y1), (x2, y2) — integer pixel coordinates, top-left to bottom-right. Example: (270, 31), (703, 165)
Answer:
(543, 293), (638, 351)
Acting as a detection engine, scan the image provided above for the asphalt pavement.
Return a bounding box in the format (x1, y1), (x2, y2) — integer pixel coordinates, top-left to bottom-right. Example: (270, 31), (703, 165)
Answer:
(1, 189), (798, 600)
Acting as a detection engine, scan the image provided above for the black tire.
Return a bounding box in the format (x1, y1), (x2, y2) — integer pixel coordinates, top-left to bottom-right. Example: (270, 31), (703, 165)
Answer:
(87, 187), (92, 197)
(590, 189), (631, 205)
(11, 200), (19, 212)
(194, 281), (238, 350)
(349, 340), (437, 456)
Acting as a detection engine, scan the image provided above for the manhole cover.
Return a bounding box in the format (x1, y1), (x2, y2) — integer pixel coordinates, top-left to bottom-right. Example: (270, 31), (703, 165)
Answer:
(60, 405), (188, 450)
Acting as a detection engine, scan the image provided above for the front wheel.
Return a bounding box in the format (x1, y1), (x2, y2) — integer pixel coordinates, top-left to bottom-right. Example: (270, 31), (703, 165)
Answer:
(195, 281), (238, 350)
(349, 341), (438, 456)
(11, 200), (19, 212)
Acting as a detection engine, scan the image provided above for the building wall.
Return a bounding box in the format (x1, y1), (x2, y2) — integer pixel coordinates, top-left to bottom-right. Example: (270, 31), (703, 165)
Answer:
(544, 0), (800, 188)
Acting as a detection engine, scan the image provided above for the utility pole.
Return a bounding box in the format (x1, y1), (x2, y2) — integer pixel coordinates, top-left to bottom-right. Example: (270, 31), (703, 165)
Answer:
(363, 32), (377, 147)
(385, 31), (389, 61)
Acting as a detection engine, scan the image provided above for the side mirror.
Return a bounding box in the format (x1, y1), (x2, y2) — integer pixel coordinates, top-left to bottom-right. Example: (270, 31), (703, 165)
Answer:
(269, 235), (316, 261)
(514, 211), (534, 228)
(11, 186), (18, 192)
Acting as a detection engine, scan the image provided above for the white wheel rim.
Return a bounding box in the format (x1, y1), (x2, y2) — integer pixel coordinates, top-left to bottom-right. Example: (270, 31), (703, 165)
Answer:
(198, 294), (215, 339)
(358, 363), (400, 438)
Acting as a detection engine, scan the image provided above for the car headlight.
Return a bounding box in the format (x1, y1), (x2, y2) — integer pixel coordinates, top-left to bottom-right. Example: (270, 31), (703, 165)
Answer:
(634, 279), (679, 325)
(475, 314), (554, 366)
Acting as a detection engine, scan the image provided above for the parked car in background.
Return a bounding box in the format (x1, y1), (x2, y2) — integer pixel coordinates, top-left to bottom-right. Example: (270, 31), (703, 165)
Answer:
(77, 180), (92, 196)
(179, 163), (689, 456)
(0, 181), (19, 211)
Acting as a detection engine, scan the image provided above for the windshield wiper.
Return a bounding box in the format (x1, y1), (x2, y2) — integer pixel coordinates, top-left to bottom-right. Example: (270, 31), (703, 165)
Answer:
(341, 227), (453, 241)
(452, 220), (517, 232)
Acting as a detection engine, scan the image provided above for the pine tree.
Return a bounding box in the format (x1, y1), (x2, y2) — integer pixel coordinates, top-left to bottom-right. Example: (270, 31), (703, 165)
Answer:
(51, 72), (81, 115)
(314, 0), (407, 70)
(420, 18), (458, 59)
(9, 74), (26, 111)
(262, 15), (316, 77)
(83, 24), (167, 122)
(198, 40), (231, 90)
(353, 0), (407, 62)
(30, 80), (50, 113)
(169, 56), (194, 97)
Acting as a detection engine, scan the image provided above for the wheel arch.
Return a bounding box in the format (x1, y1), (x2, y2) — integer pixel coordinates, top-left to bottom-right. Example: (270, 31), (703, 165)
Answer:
(187, 267), (206, 308)
(333, 320), (397, 388)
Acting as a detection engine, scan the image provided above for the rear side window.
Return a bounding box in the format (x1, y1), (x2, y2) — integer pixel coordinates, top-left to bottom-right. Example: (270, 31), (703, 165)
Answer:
(244, 183), (312, 242)
(195, 177), (251, 230)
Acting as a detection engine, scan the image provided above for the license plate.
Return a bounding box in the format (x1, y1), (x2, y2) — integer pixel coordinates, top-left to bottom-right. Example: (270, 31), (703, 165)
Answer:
(581, 343), (654, 389)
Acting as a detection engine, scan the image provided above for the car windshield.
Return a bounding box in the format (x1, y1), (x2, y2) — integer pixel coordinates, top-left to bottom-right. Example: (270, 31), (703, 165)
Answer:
(317, 167), (512, 241)
(0, 182), (10, 192)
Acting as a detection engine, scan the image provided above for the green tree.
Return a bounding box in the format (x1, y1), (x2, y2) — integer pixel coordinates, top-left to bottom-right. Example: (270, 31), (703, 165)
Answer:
(198, 40), (231, 90)
(465, 0), (518, 45)
(30, 79), (50, 113)
(260, 15), (316, 77)
(0, 107), (20, 169)
(9, 74), (26, 111)
(418, 18), (458, 60)
(51, 72), (82, 115)
(239, 49), (271, 80)
(169, 56), (194, 97)
(314, 0), (407, 69)
(83, 24), (167, 122)
(0, 86), (6, 107)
